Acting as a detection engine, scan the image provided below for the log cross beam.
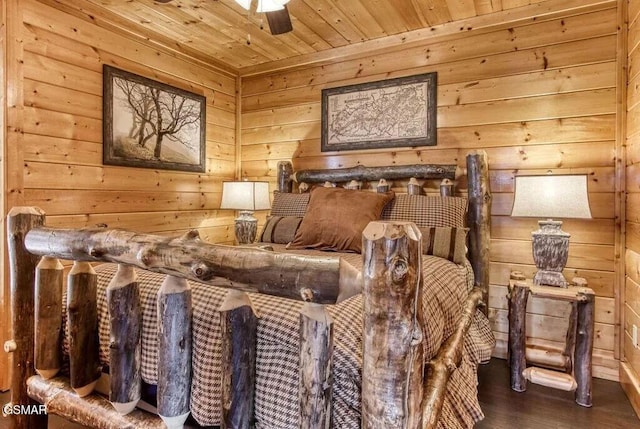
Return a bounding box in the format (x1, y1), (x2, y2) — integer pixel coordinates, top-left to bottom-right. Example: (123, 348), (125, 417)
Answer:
(23, 226), (362, 305)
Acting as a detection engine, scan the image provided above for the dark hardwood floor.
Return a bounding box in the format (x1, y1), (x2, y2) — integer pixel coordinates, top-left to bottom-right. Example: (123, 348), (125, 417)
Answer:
(1, 358), (639, 428)
(477, 359), (640, 428)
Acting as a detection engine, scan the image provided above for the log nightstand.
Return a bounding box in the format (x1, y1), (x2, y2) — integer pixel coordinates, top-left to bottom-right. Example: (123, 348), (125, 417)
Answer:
(507, 271), (595, 407)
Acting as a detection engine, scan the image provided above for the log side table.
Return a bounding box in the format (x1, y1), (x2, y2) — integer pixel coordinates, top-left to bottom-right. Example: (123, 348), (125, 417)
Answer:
(508, 271), (595, 407)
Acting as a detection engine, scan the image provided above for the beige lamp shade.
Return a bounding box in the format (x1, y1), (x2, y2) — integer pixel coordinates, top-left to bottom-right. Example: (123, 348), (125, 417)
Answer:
(510, 175), (592, 219)
(220, 181), (271, 211)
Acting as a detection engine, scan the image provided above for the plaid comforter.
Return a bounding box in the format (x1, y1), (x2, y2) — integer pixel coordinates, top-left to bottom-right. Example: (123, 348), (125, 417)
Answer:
(91, 246), (494, 428)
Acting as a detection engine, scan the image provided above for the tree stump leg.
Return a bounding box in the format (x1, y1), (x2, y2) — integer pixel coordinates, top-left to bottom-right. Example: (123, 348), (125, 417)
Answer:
(107, 265), (142, 415)
(509, 282), (529, 392)
(34, 256), (64, 380)
(220, 290), (257, 429)
(157, 276), (193, 428)
(299, 303), (333, 429)
(67, 261), (101, 397)
(575, 291), (595, 407)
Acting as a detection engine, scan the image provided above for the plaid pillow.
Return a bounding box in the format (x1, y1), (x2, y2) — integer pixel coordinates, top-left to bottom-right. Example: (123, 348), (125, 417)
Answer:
(421, 227), (469, 264)
(270, 192), (310, 217)
(381, 194), (467, 228)
(260, 216), (303, 244)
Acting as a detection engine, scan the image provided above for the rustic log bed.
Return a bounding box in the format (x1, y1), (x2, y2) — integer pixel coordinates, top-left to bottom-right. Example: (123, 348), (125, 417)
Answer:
(5, 151), (491, 429)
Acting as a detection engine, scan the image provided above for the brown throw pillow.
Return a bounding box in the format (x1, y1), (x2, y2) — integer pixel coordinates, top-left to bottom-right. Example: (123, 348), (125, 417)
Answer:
(289, 187), (395, 253)
(260, 216), (304, 244)
(420, 227), (469, 264)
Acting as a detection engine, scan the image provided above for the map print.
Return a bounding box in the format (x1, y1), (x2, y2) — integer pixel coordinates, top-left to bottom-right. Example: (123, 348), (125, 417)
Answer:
(327, 82), (431, 145)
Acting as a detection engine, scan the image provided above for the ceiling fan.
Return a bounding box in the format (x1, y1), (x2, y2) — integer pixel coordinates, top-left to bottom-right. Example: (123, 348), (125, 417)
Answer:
(154, 0), (293, 35)
(233, 0), (293, 35)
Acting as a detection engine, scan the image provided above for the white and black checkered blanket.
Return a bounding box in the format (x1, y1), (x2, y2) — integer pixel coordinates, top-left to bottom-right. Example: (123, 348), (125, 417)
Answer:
(91, 247), (494, 428)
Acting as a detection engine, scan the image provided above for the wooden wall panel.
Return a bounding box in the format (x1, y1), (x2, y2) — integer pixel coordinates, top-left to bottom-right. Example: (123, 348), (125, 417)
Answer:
(0, 1), (238, 387)
(5, 0), (237, 241)
(625, 0), (640, 414)
(241, 2), (621, 380)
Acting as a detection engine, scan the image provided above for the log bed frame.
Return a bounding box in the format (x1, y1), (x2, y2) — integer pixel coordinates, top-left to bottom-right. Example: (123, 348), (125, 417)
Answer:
(4, 151), (491, 429)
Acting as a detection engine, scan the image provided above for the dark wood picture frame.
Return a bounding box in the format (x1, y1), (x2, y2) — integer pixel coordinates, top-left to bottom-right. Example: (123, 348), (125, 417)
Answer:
(321, 72), (437, 152)
(103, 65), (206, 173)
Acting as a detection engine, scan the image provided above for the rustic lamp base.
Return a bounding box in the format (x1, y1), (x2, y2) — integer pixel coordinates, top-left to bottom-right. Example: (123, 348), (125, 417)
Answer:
(235, 211), (258, 245)
(532, 220), (569, 288)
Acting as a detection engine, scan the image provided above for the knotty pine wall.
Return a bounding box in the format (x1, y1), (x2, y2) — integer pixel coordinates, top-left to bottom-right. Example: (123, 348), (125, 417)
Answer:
(8, 0), (238, 241)
(241, 2), (622, 380)
(623, 0), (640, 415)
(0, 0), (237, 387)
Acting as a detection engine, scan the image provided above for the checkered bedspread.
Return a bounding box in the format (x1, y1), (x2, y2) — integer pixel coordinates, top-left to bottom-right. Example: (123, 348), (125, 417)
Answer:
(91, 246), (494, 428)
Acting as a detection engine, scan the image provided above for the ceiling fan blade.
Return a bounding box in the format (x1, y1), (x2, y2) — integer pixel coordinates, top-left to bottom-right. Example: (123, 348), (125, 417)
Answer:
(266, 5), (293, 35)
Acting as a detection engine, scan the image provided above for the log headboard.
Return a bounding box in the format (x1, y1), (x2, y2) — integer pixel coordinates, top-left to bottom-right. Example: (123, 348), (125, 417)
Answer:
(276, 150), (492, 309)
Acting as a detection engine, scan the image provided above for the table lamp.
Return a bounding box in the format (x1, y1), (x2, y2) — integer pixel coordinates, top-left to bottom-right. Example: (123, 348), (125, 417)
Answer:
(220, 181), (271, 244)
(510, 174), (592, 288)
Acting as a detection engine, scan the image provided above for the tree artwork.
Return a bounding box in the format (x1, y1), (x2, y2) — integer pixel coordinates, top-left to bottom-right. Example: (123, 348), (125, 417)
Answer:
(103, 65), (206, 172)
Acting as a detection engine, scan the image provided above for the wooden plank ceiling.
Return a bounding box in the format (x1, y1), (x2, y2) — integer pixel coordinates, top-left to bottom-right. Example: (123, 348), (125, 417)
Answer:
(45, 0), (547, 73)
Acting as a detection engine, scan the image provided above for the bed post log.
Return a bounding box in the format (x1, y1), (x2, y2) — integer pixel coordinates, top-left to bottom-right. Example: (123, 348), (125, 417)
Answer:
(362, 221), (423, 429)
(157, 275), (193, 429)
(107, 265), (142, 415)
(34, 256), (64, 380)
(219, 290), (257, 429)
(278, 161), (293, 193)
(466, 151), (491, 316)
(67, 261), (101, 397)
(299, 302), (334, 429)
(6, 207), (47, 429)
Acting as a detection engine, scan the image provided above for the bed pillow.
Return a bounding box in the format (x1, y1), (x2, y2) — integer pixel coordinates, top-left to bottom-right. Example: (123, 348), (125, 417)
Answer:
(381, 194), (467, 228)
(421, 227), (469, 264)
(260, 215), (304, 244)
(289, 187), (395, 253)
(270, 191), (310, 217)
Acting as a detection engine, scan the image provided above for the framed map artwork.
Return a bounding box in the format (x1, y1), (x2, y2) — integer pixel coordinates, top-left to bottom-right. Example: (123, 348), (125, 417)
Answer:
(321, 72), (437, 152)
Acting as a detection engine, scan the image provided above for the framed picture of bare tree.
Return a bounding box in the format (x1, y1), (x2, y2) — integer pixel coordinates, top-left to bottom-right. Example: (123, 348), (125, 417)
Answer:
(103, 65), (206, 172)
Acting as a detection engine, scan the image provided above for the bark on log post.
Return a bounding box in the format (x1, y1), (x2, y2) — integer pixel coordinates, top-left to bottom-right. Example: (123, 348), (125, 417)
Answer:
(67, 261), (102, 397)
(361, 221), (423, 429)
(422, 287), (484, 429)
(278, 161), (294, 193)
(376, 179), (390, 193)
(299, 302), (334, 429)
(27, 375), (164, 429)
(407, 178), (422, 195)
(467, 151), (491, 316)
(6, 207), (47, 429)
(35, 256), (64, 380)
(575, 289), (595, 407)
(563, 302), (578, 374)
(219, 290), (257, 429)
(508, 281), (529, 392)
(157, 275), (193, 429)
(107, 265), (142, 415)
(25, 227), (362, 305)
(439, 178), (454, 197)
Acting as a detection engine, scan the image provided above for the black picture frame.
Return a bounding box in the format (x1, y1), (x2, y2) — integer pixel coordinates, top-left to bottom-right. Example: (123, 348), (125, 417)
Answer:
(321, 72), (437, 152)
(103, 65), (206, 172)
